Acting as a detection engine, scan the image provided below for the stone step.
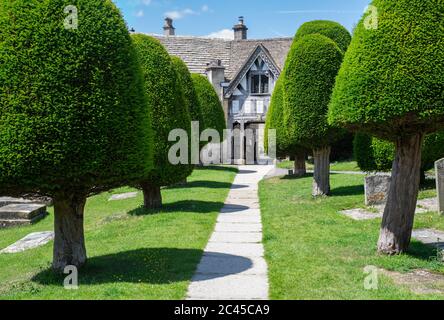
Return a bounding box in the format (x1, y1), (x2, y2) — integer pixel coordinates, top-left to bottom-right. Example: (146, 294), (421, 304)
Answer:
(0, 203), (47, 220)
(0, 212), (48, 229)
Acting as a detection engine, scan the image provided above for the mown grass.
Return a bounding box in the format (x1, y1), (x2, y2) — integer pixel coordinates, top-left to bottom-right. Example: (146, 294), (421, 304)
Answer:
(0, 166), (237, 300)
(278, 160), (360, 172)
(259, 173), (444, 300)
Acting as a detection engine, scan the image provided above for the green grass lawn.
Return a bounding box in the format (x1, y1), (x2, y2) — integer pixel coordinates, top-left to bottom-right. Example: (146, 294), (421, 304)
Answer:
(259, 173), (444, 300)
(0, 166), (237, 300)
(278, 160), (361, 172)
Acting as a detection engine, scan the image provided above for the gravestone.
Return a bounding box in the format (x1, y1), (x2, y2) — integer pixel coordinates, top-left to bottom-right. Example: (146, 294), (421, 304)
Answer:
(436, 158), (444, 215)
(365, 174), (391, 206)
(0, 203), (47, 228)
(108, 192), (138, 201)
(0, 231), (54, 254)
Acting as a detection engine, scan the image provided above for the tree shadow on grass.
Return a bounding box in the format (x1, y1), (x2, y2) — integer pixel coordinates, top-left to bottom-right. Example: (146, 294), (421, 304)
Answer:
(128, 200), (226, 216)
(32, 249), (252, 286)
(405, 241), (443, 262)
(331, 185), (364, 197)
(167, 181), (233, 190)
(280, 174), (310, 180)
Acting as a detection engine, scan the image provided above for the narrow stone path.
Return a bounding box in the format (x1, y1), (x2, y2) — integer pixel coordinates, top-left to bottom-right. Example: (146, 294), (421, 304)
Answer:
(187, 165), (272, 300)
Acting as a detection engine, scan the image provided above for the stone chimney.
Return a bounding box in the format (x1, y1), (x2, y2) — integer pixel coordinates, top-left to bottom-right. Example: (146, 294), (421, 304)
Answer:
(233, 16), (248, 40)
(163, 17), (175, 36)
(206, 59), (225, 100)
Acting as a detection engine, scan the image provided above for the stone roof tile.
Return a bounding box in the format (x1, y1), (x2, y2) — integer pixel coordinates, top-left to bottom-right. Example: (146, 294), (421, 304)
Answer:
(150, 34), (293, 81)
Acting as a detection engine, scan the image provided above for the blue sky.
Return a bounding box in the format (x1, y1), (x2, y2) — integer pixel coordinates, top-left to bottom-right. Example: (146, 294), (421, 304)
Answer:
(114, 0), (372, 39)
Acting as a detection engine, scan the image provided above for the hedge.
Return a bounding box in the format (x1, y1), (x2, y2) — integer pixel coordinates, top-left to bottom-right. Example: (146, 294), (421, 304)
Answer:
(294, 20), (352, 53)
(355, 132), (444, 172)
(0, 0), (153, 196)
(329, 0), (444, 138)
(132, 34), (192, 186)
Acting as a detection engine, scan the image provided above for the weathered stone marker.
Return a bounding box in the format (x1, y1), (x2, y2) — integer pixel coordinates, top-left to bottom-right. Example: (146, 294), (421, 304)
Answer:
(365, 174), (391, 206)
(0, 231), (54, 254)
(436, 158), (444, 215)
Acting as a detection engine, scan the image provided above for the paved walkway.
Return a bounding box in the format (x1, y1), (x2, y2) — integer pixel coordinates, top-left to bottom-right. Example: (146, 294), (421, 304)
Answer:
(187, 165), (273, 300)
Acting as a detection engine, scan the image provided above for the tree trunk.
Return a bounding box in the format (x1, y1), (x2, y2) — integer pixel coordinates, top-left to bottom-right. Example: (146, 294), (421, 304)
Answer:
(141, 182), (162, 210)
(378, 133), (424, 255)
(53, 194), (87, 273)
(312, 146), (331, 197)
(294, 151), (307, 177)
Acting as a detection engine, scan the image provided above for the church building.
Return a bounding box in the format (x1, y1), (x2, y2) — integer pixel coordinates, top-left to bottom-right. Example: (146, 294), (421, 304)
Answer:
(151, 17), (293, 163)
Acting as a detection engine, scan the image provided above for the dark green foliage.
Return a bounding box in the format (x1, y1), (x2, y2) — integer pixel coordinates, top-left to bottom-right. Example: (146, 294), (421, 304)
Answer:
(171, 57), (204, 126)
(132, 34), (192, 187)
(329, 0), (444, 139)
(354, 133), (392, 172)
(331, 132), (354, 162)
(283, 34), (344, 149)
(354, 132), (444, 172)
(294, 20), (352, 53)
(191, 74), (226, 137)
(265, 76), (287, 156)
(0, 0), (153, 196)
(265, 75), (307, 158)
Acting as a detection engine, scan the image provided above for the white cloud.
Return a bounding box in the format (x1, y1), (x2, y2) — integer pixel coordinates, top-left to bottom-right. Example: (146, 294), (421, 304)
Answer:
(164, 5), (212, 20)
(135, 10), (144, 17)
(165, 8), (196, 20)
(206, 29), (234, 40)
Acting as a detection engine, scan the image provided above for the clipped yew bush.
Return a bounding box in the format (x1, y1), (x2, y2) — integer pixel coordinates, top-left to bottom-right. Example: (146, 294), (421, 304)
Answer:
(329, 0), (444, 254)
(171, 57), (204, 127)
(191, 74), (226, 138)
(0, 0), (153, 271)
(132, 34), (192, 209)
(265, 76), (306, 175)
(294, 20), (352, 53)
(283, 34), (345, 196)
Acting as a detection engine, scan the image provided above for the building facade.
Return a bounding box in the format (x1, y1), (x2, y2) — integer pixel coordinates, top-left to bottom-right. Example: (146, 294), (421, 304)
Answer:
(152, 17), (293, 164)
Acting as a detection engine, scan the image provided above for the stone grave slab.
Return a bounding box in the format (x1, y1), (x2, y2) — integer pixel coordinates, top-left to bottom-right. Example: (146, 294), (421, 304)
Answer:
(340, 209), (382, 221)
(1, 231), (54, 254)
(108, 192), (138, 201)
(0, 203), (46, 220)
(412, 229), (444, 249)
(436, 158), (444, 214)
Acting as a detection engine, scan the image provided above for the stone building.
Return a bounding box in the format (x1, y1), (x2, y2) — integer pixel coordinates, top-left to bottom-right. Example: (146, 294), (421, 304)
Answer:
(152, 17), (293, 163)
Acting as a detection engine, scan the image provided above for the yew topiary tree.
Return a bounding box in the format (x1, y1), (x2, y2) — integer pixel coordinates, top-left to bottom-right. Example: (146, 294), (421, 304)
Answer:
(132, 35), (192, 209)
(191, 74), (226, 138)
(329, 0), (444, 254)
(283, 33), (345, 196)
(265, 76), (306, 176)
(0, 0), (153, 271)
(170, 56), (202, 180)
(295, 20), (352, 53)
(171, 57), (204, 128)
